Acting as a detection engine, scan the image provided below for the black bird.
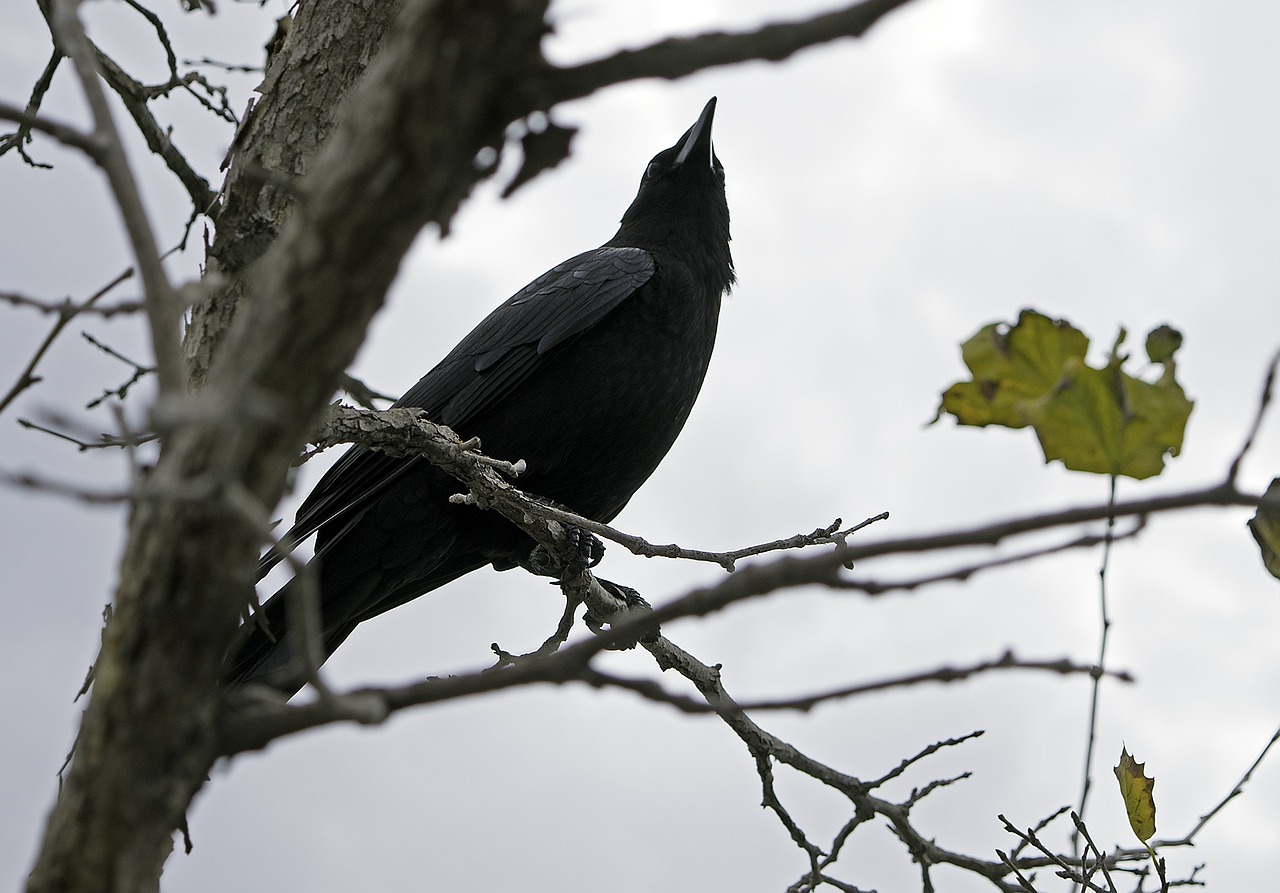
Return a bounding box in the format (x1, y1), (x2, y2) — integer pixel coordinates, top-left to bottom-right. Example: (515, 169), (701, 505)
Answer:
(228, 98), (734, 690)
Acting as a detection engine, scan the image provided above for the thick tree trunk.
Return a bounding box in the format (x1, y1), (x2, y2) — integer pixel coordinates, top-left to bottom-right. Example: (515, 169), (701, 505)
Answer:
(184, 0), (402, 388)
(26, 3), (550, 891)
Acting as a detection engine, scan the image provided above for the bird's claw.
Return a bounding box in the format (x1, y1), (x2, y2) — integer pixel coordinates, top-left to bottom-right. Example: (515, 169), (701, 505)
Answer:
(583, 579), (659, 650)
(522, 525), (605, 580)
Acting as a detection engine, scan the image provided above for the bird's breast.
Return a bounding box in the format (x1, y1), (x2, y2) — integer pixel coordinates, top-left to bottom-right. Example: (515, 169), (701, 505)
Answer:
(466, 261), (721, 522)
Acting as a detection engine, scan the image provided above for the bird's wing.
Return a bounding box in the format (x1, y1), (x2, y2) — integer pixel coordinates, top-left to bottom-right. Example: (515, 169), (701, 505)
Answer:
(257, 246), (654, 578)
(397, 246), (654, 421)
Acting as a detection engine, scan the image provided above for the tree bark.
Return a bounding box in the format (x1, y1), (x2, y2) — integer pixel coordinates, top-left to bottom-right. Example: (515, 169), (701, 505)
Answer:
(27, 2), (551, 891)
(184, 0), (403, 388)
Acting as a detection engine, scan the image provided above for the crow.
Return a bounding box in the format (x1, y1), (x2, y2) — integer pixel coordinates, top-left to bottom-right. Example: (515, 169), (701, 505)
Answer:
(227, 98), (734, 691)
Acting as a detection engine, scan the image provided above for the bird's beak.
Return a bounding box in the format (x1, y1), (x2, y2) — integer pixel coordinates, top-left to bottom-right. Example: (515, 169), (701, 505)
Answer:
(674, 97), (717, 169)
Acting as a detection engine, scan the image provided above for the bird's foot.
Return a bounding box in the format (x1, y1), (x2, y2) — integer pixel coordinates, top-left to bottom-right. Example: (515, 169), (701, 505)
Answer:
(522, 524), (605, 581)
(584, 579), (660, 650)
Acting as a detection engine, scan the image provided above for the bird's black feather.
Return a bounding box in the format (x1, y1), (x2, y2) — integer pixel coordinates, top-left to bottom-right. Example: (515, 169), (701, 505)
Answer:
(229, 98), (734, 691)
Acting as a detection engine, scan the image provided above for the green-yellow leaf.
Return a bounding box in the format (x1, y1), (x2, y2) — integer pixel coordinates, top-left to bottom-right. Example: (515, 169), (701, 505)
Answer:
(939, 309), (1089, 429)
(1248, 478), (1280, 580)
(938, 311), (1193, 479)
(1115, 747), (1157, 843)
(1020, 351), (1193, 480)
(1145, 325), (1183, 365)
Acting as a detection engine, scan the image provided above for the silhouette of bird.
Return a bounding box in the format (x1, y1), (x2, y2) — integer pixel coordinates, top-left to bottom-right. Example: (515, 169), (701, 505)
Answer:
(228, 98), (734, 691)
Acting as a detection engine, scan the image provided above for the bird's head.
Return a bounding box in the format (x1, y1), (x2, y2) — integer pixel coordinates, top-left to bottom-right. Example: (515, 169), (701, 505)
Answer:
(615, 98), (735, 295)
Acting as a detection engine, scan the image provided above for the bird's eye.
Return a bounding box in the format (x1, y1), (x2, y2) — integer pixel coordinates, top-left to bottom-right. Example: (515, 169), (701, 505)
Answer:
(644, 160), (663, 181)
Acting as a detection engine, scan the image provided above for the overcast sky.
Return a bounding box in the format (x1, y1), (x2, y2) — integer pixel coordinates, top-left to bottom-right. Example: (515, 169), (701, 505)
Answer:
(3, 1), (1279, 891)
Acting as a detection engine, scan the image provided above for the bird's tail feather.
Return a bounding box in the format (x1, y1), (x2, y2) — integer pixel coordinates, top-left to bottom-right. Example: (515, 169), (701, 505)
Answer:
(224, 556), (489, 695)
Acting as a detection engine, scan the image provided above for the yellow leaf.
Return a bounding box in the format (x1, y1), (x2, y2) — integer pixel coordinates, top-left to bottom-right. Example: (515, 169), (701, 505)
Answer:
(937, 311), (1193, 479)
(1020, 350), (1193, 480)
(939, 309), (1089, 429)
(1114, 747), (1157, 842)
(1248, 478), (1280, 581)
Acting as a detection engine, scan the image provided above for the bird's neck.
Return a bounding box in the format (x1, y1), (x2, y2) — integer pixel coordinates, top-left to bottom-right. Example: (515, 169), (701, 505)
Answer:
(610, 220), (735, 298)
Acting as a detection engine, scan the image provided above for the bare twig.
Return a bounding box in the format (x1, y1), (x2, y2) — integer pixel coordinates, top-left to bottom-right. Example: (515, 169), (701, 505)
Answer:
(996, 850), (1040, 893)
(544, 0), (919, 105)
(184, 55), (263, 74)
(491, 589), (583, 665)
(0, 268), (134, 416)
(17, 416), (157, 452)
(727, 654), (1128, 714)
(871, 730), (985, 789)
(309, 406), (888, 570)
(1, 289), (146, 318)
(81, 333), (155, 408)
(757, 752), (826, 873)
(1074, 476), (1119, 854)
(1157, 723), (1280, 847)
(1071, 812), (1118, 893)
(91, 48), (221, 214)
(835, 481), (1260, 565)
(998, 815), (1111, 893)
(1009, 806), (1071, 861)
(338, 373), (396, 409)
(0, 100), (101, 159)
(499, 502), (886, 571)
(0, 49), (63, 165)
(0, 468), (128, 504)
(834, 521), (1144, 595)
(1227, 350), (1279, 484)
(49, 0), (185, 399)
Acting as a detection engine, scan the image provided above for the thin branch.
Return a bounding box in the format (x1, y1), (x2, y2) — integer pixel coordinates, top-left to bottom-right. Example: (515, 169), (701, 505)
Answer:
(183, 55), (263, 74)
(309, 406), (888, 570)
(995, 850), (1039, 893)
(834, 521), (1144, 595)
(0, 100), (101, 159)
(17, 416), (157, 452)
(757, 752), (826, 873)
(728, 654), (1128, 714)
(1074, 476), (1119, 854)
(543, 0), (919, 105)
(998, 815), (1111, 893)
(1071, 812), (1118, 893)
(0, 48), (63, 165)
(0, 267), (134, 416)
(870, 730), (985, 790)
(1009, 806), (1071, 861)
(493, 502), (887, 571)
(1157, 722), (1280, 847)
(222, 648), (1120, 740)
(49, 0), (185, 400)
(491, 588), (583, 665)
(904, 771), (972, 809)
(1, 288), (145, 318)
(81, 332), (155, 408)
(0, 468), (128, 504)
(338, 372), (396, 409)
(91, 48), (221, 215)
(118, 0), (181, 82)
(835, 481), (1259, 565)
(1227, 349), (1279, 484)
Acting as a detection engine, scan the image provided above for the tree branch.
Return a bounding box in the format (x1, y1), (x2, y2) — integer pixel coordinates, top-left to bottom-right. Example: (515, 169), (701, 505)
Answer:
(0, 268), (134, 416)
(46, 0), (185, 401)
(0, 100), (101, 159)
(541, 0), (919, 104)
(0, 48), (62, 165)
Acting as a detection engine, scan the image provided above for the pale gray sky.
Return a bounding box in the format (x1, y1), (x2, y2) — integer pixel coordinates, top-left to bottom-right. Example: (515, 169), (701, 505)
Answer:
(3, 2), (1279, 891)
